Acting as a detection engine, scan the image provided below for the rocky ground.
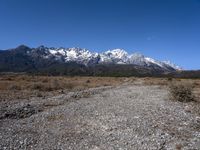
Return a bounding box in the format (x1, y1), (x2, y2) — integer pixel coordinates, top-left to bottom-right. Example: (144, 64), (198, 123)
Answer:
(0, 81), (200, 150)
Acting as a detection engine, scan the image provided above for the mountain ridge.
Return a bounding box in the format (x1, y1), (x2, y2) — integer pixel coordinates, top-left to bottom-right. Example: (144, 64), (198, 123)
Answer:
(20, 45), (181, 70)
(0, 45), (182, 76)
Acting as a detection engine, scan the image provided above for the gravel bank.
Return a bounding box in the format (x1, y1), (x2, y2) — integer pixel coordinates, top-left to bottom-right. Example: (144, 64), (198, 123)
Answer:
(0, 84), (200, 149)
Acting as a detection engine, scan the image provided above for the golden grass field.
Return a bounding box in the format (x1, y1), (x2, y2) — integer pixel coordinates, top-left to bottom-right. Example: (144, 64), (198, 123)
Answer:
(0, 75), (126, 101)
(0, 74), (200, 103)
(1, 75), (200, 149)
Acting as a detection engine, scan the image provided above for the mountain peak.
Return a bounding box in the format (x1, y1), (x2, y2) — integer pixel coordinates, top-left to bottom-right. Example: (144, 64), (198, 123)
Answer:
(4, 45), (182, 71)
(37, 45), (48, 50)
(105, 49), (128, 59)
(68, 47), (89, 52)
(130, 53), (145, 58)
(162, 60), (182, 70)
(12, 45), (31, 53)
(16, 45), (30, 50)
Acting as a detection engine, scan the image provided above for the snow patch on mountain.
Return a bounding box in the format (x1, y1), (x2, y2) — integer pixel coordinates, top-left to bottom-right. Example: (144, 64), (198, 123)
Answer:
(105, 49), (128, 59)
(162, 60), (182, 70)
(32, 46), (181, 71)
(99, 49), (128, 64)
(145, 57), (164, 68)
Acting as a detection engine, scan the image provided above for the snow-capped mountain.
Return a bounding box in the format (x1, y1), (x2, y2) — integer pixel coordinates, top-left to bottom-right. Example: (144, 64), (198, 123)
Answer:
(31, 46), (180, 71)
(99, 49), (128, 64)
(162, 60), (182, 70)
(0, 45), (181, 74)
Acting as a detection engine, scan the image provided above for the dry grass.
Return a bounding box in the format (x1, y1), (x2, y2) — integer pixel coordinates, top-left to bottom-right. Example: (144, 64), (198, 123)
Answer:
(169, 81), (195, 102)
(0, 75), (125, 101)
(47, 114), (65, 122)
(143, 77), (200, 103)
(1, 74), (200, 104)
(143, 77), (171, 86)
(167, 78), (200, 103)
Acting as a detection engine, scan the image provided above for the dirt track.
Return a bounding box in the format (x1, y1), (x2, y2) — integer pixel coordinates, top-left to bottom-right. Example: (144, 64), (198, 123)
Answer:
(0, 84), (200, 149)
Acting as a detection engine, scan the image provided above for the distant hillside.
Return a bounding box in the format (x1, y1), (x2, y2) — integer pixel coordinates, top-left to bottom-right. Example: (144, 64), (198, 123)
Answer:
(0, 45), (188, 77)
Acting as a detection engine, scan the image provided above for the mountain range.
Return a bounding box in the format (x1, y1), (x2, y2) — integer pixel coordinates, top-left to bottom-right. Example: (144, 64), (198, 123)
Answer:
(0, 45), (182, 76)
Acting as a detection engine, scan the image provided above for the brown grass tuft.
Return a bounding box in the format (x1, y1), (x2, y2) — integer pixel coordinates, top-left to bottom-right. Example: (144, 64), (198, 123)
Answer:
(8, 84), (22, 90)
(169, 82), (195, 102)
(0, 75), (124, 101)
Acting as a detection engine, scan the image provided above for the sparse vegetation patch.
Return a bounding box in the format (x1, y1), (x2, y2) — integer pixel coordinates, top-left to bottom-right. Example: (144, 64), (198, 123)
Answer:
(0, 75), (124, 101)
(169, 82), (195, 102)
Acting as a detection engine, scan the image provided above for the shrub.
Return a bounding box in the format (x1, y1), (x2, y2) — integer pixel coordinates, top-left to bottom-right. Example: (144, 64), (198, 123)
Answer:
(51, 79), (60, 90)
(167, 77), (173, 81)
(8, 84), (22, 90)
(42, 78), (49, 83)
(169, 82), (195, 102)
(86, 79), (90, 83)
(36, 92), (43, 97)
(31, 83), (44, 90)
(63, 82), (74, 90)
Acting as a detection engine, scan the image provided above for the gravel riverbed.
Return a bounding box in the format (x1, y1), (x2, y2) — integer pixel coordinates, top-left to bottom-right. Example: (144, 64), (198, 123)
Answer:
(0, 84), (200, 149)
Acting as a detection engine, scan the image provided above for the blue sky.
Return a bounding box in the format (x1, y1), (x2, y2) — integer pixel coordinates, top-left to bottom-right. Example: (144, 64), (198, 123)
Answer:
(0, 0), (200, 70)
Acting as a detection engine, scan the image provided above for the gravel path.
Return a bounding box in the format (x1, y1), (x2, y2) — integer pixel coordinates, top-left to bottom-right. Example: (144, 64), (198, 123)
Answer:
(0, 84), (200, 150)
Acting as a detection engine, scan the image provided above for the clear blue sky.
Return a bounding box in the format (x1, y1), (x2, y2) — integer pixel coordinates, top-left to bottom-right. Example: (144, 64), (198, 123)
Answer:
(0, 0), (200, 70)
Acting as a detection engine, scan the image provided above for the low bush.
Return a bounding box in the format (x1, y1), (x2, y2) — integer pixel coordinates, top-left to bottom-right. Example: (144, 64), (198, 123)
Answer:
(8, 84), (22, 90)
(169, 82), (195, 102)
(31, 83), (44, 90)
